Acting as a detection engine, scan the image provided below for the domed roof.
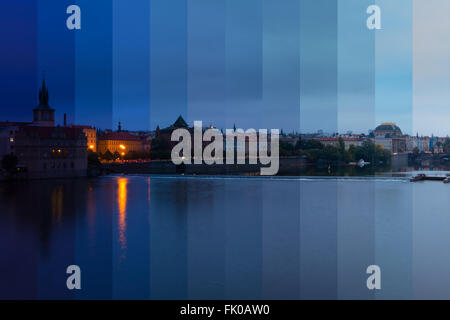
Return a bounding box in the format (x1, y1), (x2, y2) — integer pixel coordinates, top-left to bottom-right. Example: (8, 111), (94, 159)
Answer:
(374, 123), (402, 136)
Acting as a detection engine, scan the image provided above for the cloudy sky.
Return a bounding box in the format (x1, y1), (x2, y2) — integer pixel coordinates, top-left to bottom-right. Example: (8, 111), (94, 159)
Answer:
(0, 0), (449, 136)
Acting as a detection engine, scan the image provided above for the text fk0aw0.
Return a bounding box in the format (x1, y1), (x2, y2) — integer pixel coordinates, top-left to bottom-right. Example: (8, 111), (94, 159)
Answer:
(171, 121), (279, 176)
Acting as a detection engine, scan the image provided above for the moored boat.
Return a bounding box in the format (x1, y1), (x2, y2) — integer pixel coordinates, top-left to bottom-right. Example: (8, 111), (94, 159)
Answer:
(410, 174), (426, 182)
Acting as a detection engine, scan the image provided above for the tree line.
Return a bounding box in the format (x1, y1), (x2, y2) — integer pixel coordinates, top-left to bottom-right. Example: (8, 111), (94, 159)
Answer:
(279, 138), (392, 166)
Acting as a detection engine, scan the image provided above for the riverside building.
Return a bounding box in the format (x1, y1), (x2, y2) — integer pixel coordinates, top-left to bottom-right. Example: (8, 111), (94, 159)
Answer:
(0, 79), (87, 179)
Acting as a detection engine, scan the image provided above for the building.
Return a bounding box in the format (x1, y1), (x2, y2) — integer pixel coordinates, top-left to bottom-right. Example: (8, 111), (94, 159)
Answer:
(70, 125), (97, 152)
(316, 137), (364, 150)
(372, 123), (406, 153)
(127, 131), (152, 153)
(408, 135), (431, 153)
(156, 115), (190, 142)
(374, 136), (393, 152)
(32, 79), (55, 127)
(373, 123), (403, 137)
(0, 79), (87, 179)
(97, 123), (143, 156)
(14, 126), (87, 179)
(0, 124), (22, 157)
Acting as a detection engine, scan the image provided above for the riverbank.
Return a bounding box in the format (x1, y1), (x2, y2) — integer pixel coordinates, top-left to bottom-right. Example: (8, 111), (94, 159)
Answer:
(2, 154), (446, 181)
(101, 157), (392, 177)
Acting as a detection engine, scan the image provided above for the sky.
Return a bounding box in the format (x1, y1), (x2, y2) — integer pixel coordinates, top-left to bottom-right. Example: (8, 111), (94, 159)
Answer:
(0, 1), (449, 136)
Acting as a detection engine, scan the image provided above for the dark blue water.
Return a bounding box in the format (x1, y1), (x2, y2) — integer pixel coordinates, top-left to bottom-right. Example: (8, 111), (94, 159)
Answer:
(0, 175), (449, 299)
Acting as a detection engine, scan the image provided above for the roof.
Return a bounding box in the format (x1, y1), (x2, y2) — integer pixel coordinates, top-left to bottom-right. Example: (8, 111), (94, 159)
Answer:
(317, 137), (361, 142)
(98, 131), (141, 141)
(172, 115), (188, 128)
(374, 123), (402, 135)
(16, 126), (85, 140)
(0, 121), (32, 127)
(69, 125), (95, 130)
(157, 115), (190, 134)
(35, 78), (53, 110)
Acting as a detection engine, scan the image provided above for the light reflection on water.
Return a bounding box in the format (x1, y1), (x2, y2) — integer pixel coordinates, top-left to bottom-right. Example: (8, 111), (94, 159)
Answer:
(0, 175), (449, 299)
(117, 177), (128, 254)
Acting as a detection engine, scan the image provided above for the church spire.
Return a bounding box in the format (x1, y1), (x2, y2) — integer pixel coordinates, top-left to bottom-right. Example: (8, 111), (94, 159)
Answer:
(38, 77), (50, 108)
(33, 77), (55, 127)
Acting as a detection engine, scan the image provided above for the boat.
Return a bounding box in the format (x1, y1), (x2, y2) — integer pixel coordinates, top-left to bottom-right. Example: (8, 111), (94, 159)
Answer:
(444, 174), (450, 184)
(410, 173), (450, 183)
(348, 159), (371, 168)
(410, 174), (426, 182)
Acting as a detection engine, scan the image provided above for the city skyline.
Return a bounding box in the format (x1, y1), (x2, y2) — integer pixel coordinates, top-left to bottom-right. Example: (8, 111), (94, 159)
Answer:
(2, 86), (447, 139)
(1, 1), (450, 137)
(1, 75), (448, 138)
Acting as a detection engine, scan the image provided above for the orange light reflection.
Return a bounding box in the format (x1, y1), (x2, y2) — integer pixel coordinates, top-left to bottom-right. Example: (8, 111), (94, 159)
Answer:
(117, 178), (128, 252)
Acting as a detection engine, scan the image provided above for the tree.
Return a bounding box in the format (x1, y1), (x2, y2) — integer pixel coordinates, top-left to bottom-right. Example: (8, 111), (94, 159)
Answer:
(2, 154), (18, 174)
(338, 137), (346, 154)
(113, 151), (121, 161)
(296, 138), (324, 150)
(150, 137), (171, 160)
(320, 145), (340, 163)
(102, 150), (114, 162)
(412, 147), (420, 154)
(124, 150), (151, 160)
(354, 141), (391, 165)
(124, 151), (137, 160)
(348, 145), (356, 162)
(87, 150), (101, 168)
(279, 140), (295, 157)
(337, 137), (350, 162)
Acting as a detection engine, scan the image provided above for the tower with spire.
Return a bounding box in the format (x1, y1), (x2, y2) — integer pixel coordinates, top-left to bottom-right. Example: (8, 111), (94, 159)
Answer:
(33, 78), (55, 127)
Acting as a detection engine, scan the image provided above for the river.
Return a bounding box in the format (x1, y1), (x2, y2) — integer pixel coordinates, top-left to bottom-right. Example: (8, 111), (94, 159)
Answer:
(0, 174), (449, 299)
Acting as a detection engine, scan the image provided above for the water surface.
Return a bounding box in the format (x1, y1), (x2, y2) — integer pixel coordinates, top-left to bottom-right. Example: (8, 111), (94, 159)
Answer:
(0, 175), (449, 299)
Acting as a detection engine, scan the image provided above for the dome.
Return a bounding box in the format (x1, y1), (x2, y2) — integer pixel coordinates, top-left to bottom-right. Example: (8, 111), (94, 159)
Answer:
(374, 123), (402, 136)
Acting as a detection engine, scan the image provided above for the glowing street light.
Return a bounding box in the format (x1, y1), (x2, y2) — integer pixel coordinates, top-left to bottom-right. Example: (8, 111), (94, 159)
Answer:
(119, 144), (126, 150)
